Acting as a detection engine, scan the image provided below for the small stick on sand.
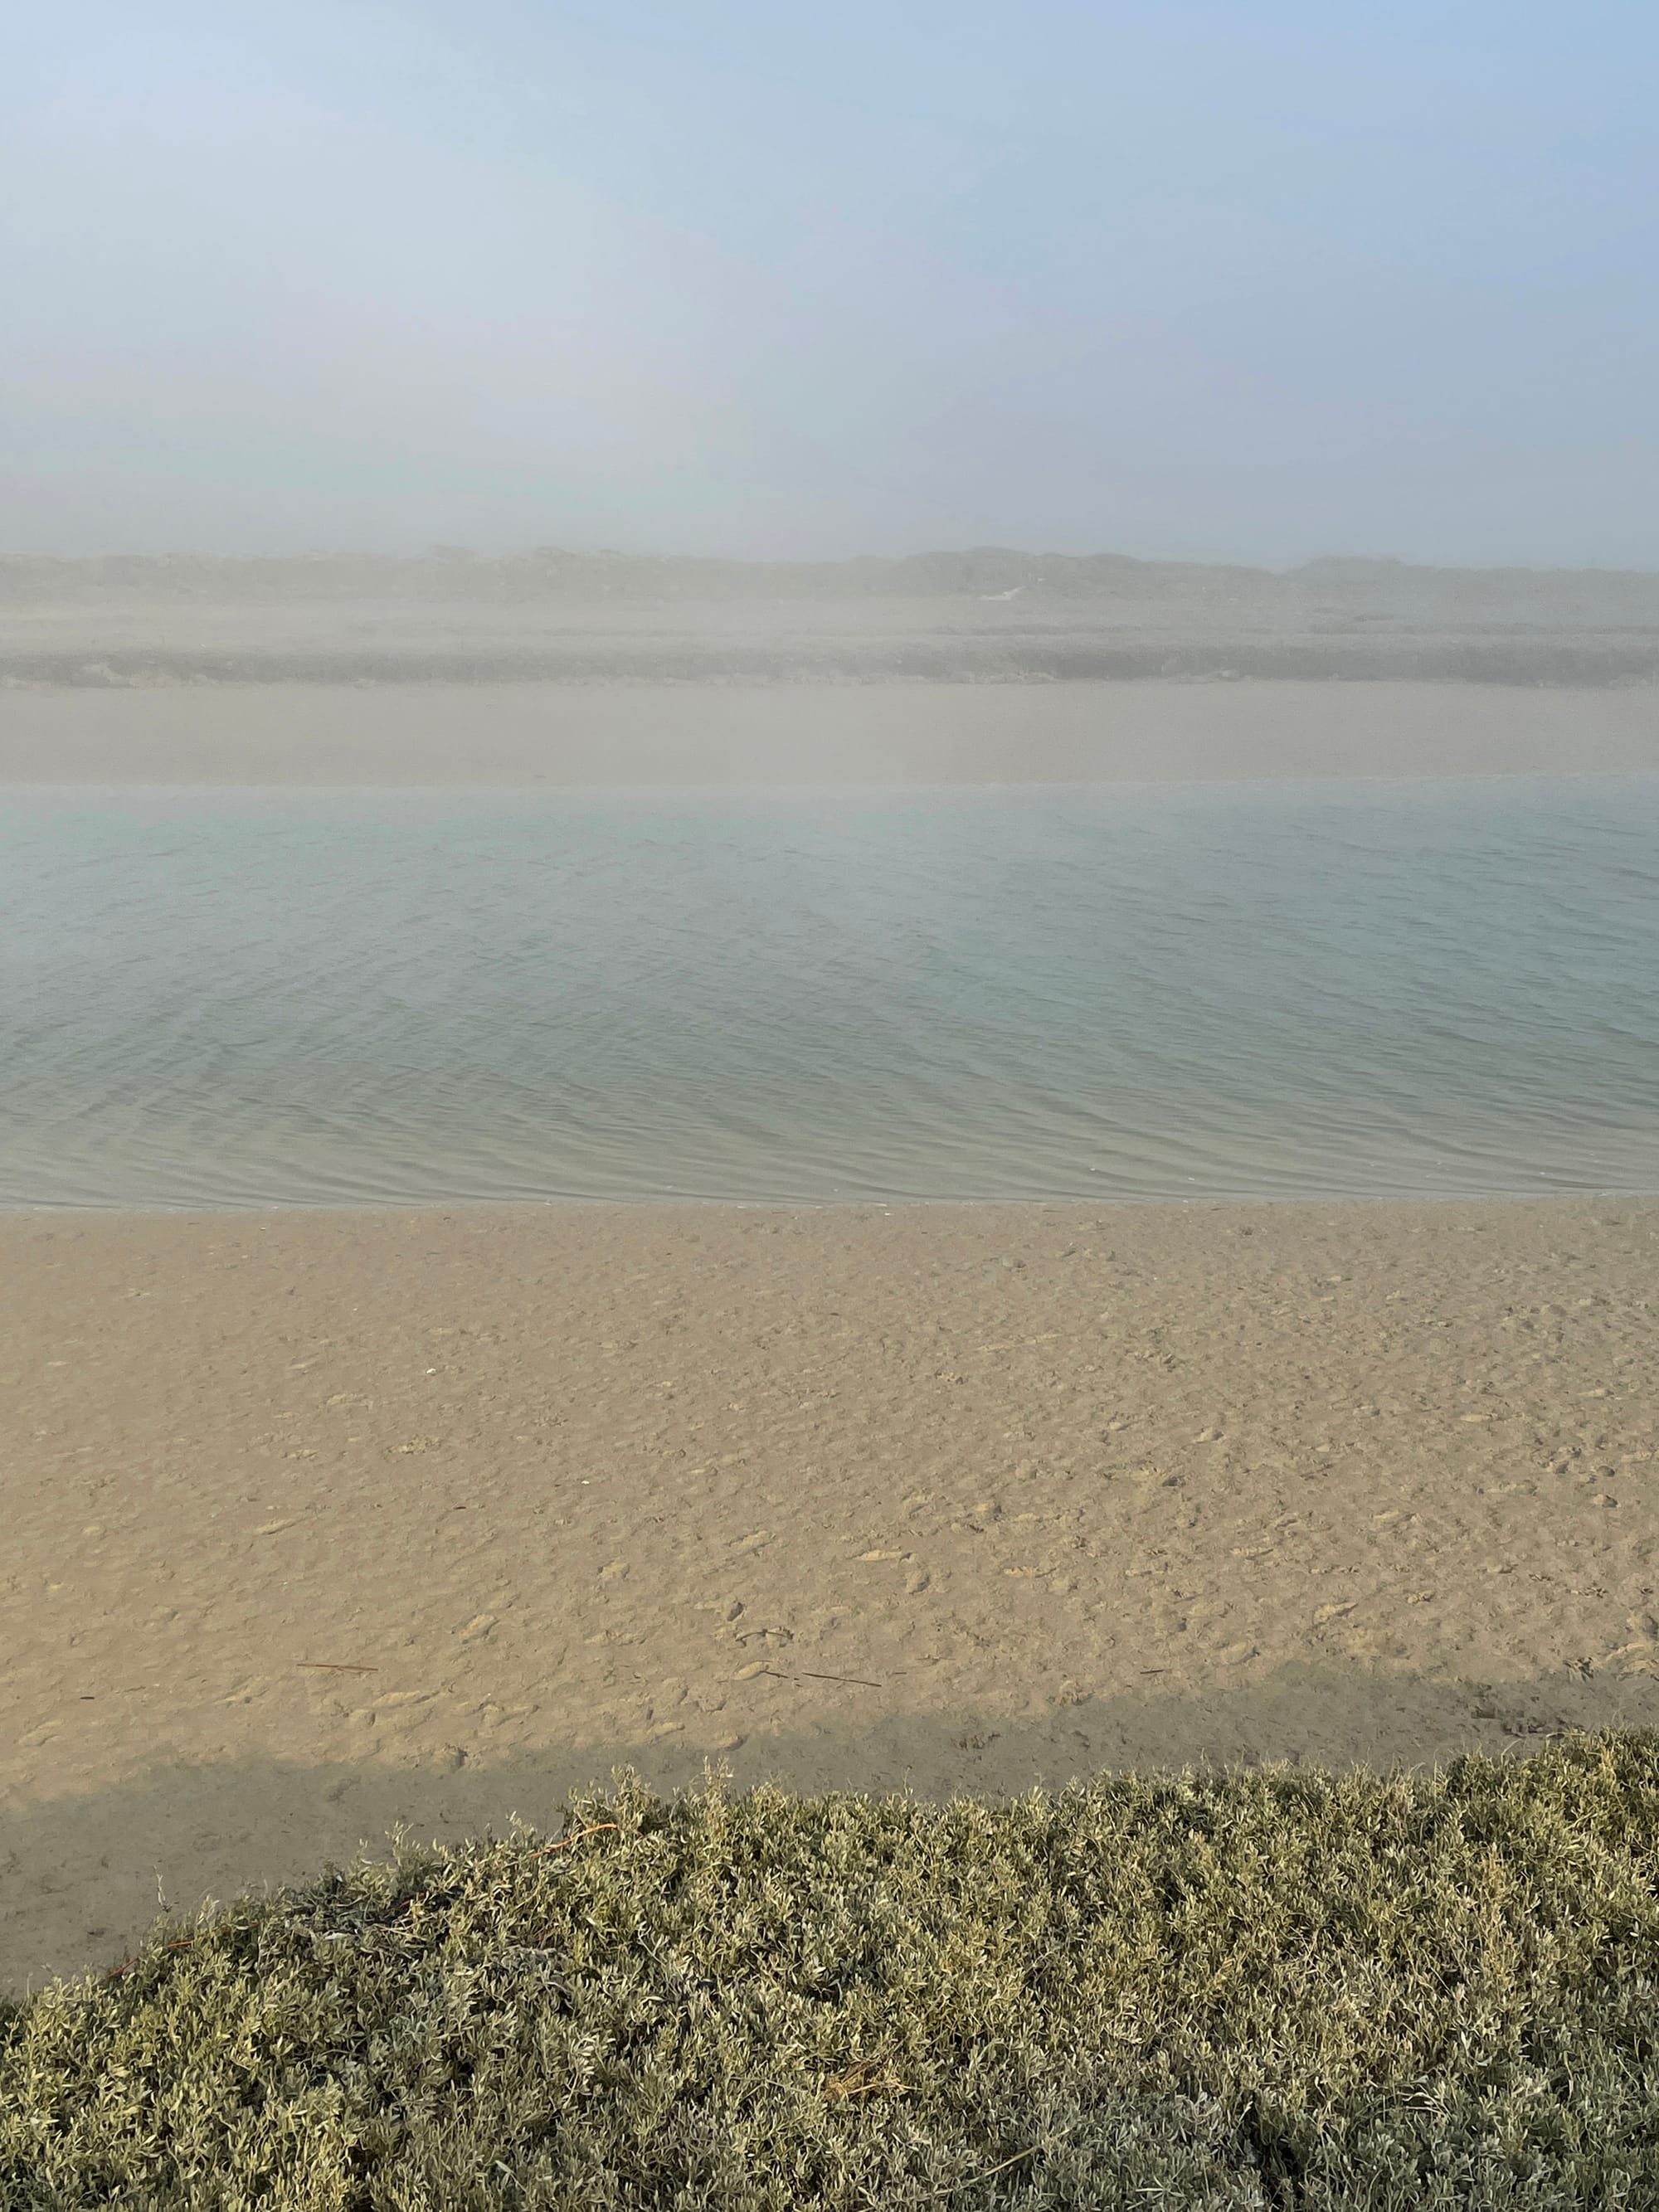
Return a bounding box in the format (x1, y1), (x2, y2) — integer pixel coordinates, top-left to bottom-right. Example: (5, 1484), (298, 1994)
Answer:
(296, 1662), (380, 1673)
(762, 1667), (883, 1689)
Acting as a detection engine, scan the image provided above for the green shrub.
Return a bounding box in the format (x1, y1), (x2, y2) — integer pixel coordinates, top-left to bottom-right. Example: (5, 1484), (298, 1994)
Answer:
(5, 1734), (1658, 2207)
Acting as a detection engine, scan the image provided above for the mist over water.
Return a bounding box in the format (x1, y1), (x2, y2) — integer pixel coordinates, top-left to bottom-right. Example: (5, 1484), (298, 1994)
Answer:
(2, 775), (1657, 1210)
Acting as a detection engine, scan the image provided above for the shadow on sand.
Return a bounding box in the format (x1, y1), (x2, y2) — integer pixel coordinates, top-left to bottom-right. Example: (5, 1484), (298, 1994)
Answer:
(7, 1655), (1657, 1995)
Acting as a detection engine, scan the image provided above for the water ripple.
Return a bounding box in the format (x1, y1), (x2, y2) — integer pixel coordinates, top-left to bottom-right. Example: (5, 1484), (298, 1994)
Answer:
(2, 775), (1657, 1209)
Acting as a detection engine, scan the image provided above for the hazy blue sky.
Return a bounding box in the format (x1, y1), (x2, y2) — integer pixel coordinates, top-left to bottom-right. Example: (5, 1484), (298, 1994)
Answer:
(5, 1), (1657, 564)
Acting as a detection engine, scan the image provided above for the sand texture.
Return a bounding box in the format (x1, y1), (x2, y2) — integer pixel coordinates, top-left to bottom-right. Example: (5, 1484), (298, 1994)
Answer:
(2, 1197), (1657, 1991)
(3, 678), (1657, 787)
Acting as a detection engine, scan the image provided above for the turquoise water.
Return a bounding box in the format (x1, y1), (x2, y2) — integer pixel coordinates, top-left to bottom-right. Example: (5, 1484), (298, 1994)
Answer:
(2, 777), (1656, 1208)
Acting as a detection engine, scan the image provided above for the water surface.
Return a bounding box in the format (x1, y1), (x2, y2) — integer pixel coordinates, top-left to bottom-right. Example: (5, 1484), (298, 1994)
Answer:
(2, 777), (1656, 1208)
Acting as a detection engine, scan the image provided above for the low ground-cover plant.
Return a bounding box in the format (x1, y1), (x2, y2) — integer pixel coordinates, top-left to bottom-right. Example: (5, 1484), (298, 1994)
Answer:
(4, 1734), (1658, 2207)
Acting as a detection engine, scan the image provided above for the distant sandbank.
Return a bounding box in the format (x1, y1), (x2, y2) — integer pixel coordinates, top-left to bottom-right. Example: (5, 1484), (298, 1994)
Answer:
(2, 678), (1657, 786)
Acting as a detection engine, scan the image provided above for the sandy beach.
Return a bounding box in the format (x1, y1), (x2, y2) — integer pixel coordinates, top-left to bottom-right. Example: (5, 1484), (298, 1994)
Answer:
(3, 1194), (1656, 1992)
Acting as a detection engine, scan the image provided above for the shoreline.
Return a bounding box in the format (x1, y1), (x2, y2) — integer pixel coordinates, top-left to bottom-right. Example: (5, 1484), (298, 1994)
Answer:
(3, 1185), (1657, 1221)
(4, 1192), (1656, 1990)
(4, 678), (1657, 785)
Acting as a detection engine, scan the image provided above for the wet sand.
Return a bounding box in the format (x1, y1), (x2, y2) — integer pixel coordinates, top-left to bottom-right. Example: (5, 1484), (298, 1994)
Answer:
(3, 1196), (1656, 1992)
(2, 678), (1657, 786)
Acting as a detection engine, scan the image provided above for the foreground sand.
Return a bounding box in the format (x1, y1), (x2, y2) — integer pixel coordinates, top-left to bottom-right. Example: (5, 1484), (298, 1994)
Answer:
(2, 1197), (1656, 1991)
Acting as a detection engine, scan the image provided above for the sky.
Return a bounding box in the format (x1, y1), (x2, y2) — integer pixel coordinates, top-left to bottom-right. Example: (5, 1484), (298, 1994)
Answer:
(3, 1), (1657, 566)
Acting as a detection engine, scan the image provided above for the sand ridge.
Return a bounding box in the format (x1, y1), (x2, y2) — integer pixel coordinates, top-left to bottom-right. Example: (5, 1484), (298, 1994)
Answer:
(5, 551), (1659, 688)
(2, 678), (1657, 787)
(2, 1196), (1657, 1991)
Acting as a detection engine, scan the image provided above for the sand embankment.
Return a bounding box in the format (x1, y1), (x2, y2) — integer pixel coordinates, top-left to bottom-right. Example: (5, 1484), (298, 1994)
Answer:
(5, 551), (1659, 688)
(3, 678), (1657, 785)
(3, 1196), (1655, 1991)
